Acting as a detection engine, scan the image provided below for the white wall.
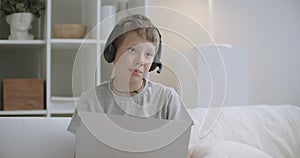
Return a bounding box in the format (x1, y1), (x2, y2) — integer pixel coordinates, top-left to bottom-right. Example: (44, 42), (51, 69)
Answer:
(214, 0), (300, 105)
(146, 0), (211, 108)
(146, 0), (248, 107)
(146, 0), (300, 106)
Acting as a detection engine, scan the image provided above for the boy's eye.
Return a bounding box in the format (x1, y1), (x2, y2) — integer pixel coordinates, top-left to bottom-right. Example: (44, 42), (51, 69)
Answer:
(146, 52), (154, 58)
(129, 48), (136, 53)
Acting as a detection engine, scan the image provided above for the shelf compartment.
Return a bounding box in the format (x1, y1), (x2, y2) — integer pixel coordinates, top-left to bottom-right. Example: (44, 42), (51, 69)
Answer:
(0, 9), (46, 40)
(50, 49), (77, 98)
(50, 44), (98, 100)
(48, 102), (76, 114)
(0, 46), (47, 110)
(0, 40), (46, 52)
(0, 110), (47, 116)
(51, 0), (98, 40)
(49, 96), (79, 114)
(0, 47), (46, 78)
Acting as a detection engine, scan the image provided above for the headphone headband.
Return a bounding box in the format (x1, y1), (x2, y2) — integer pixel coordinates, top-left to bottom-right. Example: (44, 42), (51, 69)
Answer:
(103, 14), (162, 73)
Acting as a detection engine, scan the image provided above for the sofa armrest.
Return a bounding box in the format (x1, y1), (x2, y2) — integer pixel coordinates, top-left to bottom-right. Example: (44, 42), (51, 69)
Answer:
(0, 117), (75, 158)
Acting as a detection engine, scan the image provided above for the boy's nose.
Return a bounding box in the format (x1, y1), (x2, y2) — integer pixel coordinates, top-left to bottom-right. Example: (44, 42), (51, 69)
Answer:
(135, 57), (143, 66)
(135, 53), (144, 65)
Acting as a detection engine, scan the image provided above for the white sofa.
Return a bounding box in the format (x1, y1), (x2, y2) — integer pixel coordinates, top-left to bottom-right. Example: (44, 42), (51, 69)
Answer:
(0, 117), (75, 158)
(2, 105), (300, 158)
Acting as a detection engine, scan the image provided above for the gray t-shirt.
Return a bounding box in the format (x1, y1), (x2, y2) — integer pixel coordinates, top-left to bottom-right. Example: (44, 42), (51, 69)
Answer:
(67, 78), (191, 134)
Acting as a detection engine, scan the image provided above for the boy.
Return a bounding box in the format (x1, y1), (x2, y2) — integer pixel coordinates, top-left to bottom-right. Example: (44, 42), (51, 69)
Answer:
(67, 14), (191, 136)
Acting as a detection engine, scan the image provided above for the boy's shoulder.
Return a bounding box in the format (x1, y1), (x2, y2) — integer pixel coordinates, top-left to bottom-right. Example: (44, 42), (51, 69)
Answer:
(147, 79), (177, 95)
(81, 80), (111, 96)
(97, 80), (110, 88)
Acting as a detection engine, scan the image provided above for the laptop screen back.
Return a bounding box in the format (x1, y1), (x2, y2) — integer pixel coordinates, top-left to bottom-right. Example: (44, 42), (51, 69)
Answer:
(75, 112), (192, 158)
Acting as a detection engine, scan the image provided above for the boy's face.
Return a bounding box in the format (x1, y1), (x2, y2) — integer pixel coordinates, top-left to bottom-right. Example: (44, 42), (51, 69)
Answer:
(114, 31), (157, 84)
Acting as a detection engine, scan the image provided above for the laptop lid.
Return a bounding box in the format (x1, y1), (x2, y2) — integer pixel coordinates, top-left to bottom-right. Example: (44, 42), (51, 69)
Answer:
(75, 112), (192, 158)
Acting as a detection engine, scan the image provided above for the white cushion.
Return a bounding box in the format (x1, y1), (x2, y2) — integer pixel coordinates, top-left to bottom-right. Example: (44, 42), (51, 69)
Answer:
(190, 141), (272, 158)
(187, 105), (300, 158)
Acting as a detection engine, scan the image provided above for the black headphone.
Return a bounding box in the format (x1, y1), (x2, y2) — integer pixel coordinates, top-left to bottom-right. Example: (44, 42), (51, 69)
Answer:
(103, 15), (162, 73)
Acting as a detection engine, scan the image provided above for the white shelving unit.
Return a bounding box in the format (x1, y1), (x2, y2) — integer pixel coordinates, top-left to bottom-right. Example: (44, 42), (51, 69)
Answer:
(0, 0), (147, 117)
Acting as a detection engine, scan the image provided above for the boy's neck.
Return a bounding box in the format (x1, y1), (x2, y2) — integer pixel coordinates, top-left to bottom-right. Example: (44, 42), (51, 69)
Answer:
(112, 78), (145, 96)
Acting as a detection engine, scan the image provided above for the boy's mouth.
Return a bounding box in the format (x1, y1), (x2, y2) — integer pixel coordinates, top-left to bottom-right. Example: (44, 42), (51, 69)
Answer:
(130, 69), (142, 74)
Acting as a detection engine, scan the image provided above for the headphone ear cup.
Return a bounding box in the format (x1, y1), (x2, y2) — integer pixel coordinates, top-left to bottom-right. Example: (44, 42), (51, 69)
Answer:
(149, 36), (162, 73)
(156, 38), (162, 63)
(149, 62), (162, 73)
(103, 42), (116, 63)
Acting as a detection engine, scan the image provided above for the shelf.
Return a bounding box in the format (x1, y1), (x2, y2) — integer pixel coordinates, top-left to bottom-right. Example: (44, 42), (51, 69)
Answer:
(51, 39), (98, 50)
(0, 110), (47, 116)
(0, 40), (46, 45)
(0, 0), (146, 117)
(51, 38), (97, 44)
(48, 97), (79, 114)
(48, 102), (76, 114)
(0, 40), (46, 52)
(51, 96), (80, 102)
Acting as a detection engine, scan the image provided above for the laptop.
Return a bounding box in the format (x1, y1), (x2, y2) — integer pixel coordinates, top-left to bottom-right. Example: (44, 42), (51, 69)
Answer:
(75, 112), (192, 158)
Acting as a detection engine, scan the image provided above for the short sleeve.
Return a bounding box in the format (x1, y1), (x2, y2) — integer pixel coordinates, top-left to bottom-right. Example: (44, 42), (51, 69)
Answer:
(167, 88), (192, 123)
(67, 93), (91, 135)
